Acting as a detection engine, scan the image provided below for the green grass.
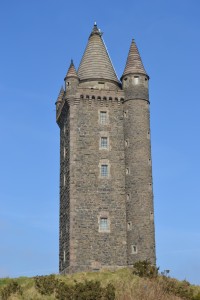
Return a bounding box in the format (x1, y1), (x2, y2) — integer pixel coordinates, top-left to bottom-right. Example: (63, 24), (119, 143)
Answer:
(0, 268), (199, 300)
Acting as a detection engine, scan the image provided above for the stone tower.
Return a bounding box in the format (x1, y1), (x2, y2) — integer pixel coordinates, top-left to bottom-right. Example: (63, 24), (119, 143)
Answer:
(55, 24), (156, 274)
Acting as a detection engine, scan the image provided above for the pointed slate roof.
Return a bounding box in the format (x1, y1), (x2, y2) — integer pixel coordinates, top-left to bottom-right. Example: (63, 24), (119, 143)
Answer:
(122, 39), (148, 79)
(78, 24), (119, 84)
(65, 60), (78, 80)
(57, 86), (64, 103)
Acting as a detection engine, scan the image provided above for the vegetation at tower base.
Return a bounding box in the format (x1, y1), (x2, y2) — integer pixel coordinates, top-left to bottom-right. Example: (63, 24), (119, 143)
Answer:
(1, 267), (200, 300)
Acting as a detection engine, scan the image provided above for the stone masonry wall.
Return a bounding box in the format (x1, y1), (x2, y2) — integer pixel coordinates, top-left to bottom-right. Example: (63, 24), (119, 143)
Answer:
(59, 102), (71, 272)
(63, 91), (128, 273)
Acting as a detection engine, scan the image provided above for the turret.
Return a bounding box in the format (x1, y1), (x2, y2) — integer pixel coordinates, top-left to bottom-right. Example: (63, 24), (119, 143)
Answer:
(122, 39), (156, 266)
(64, 60), (79, 94)
(121, 39), (149, 101)
(55, 86), (64, 107)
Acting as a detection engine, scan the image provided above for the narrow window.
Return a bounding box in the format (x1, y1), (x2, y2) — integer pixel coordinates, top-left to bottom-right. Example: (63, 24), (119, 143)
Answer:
(99, 217), (109, 231)
(100, 111), (107, 124)
(134, 76), (139, 84)
(64, 147), (66, 159)
(125, 139), (129, 147)
(127, 222), (132, 231)
(63, 250), (66, 262)
(101, 164), (108, 177)
(131, 245), (137, 254)
(124, 110), (128, 118)
(101, 137), (108, 149)
(126, 167), (130, 175)
(127, 194), (130, 201)
(64, 174), (66, 186)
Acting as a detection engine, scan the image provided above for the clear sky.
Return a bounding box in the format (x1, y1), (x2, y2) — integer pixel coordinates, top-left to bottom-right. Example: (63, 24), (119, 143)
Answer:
(0, 0), (200, 285)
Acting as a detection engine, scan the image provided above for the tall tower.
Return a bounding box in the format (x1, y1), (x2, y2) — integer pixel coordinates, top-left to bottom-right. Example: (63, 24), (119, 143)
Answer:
(56, 24), (156, 274)
(121, 40), (156, 265)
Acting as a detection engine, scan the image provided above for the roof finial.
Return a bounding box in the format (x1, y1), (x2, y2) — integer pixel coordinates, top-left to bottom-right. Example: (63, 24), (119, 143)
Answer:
(94, 21), (97, 26)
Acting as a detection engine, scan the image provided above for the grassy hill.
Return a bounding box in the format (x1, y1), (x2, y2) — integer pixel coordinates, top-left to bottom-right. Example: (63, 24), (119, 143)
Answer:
(0, 267), (200, 300)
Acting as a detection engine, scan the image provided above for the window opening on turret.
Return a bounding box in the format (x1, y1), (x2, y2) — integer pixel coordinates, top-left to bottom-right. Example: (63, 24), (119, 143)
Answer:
(100, 137), (108, 149)
(100, 111), (107, 124)
(134, 76), (139, 84)
(126, 167), (130, 175)
(101, 164), (108, 177)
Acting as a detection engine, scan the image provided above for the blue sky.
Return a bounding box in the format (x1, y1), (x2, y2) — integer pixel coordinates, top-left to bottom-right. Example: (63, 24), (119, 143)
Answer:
(0, 0), (200, 285)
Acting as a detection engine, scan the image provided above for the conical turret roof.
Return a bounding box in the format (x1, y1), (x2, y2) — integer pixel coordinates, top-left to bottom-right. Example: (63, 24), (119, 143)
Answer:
(122, 39), (148, 79)
(57, 86), (64, 102)
(78, 24), (119, 84)
(65, 60), (78, 80)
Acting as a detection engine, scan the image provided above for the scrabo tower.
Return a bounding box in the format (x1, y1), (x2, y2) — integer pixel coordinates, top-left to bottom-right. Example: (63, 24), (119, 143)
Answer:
(56, 24), (156, 273)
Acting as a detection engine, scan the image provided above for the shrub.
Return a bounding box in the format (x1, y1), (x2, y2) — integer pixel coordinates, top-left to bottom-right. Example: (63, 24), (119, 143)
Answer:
(103, 283), (115, 300)
(34, 274), (59, 295)
(74, 280), (103, 300)
(0, 280), (22, 300)
(55, 281), (74, 300)
(55, 279), (115, 300)
(193, 292), (200, 300)
(133, 260), (159, 279)
(160, 276), (193, 300)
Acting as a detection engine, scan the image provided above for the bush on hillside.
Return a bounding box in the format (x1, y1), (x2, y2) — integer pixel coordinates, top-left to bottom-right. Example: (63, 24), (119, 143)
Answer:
(0, 280), (22, 300)
(160, 276), (194, 300)
(133, 260), (159, 279)
(34, 275), (115, 300)
(34, 274), (59, 295)
(55, 280), (74, 300)
(193, 292), (200, 300)
(56, 280), (115, 300)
